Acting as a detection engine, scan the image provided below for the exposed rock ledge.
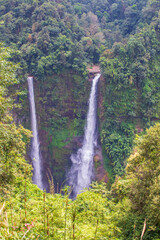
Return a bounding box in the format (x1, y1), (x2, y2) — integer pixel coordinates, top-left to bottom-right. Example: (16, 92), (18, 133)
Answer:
(87, 65), (100, 73)
(87, 65), (101, 81)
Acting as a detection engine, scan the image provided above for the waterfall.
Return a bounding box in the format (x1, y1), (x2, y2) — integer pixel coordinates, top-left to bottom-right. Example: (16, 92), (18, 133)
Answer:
(27, 77), (43, 190)
(68, 73), (101, 197)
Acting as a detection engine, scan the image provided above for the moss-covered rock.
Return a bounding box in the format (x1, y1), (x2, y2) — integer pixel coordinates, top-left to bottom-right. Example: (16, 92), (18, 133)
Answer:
(17, 71), (91, 191)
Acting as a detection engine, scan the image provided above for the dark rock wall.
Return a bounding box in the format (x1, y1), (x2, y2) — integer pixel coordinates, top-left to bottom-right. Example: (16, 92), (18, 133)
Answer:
(18, 71), (92, 191)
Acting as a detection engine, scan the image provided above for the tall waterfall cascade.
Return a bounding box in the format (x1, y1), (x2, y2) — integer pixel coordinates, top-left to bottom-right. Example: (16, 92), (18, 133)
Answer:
(68, 73), (101, 197)
(27, 77), (43, 190)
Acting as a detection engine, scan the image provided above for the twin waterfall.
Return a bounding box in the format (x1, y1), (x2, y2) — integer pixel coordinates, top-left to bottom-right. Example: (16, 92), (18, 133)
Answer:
(27, 73), (100, 194)
(68, 74), (101, 197)
(27, 77), (43, 190)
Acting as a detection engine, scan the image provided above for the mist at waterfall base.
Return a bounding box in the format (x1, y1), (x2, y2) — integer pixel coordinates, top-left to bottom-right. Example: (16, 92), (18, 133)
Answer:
(27, 77), (43, 190)
(68, 73), (101, 198)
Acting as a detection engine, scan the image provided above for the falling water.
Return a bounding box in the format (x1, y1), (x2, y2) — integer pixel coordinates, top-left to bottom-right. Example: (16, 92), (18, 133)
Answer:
(68, 73), (101, 197)
(27, 77), (43, 190)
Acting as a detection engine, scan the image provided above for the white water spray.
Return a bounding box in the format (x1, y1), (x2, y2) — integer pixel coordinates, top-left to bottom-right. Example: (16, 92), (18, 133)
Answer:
(69, 73), (101, 197)
(27, 77), (43, 190)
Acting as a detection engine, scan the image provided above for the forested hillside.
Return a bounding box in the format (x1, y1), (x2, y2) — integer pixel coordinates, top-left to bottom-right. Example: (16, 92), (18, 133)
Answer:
(0, 0), (160, 239)
(0, 0), (157, 77)
(0, 0), (160, 179)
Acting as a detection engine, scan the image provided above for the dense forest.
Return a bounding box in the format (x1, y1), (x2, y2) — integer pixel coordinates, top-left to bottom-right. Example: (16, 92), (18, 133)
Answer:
(0, 0), (160, 239)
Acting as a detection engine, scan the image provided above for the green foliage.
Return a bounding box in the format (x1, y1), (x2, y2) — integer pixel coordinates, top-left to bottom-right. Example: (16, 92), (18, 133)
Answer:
(1, 0), (160, 181)
(99, 21), (160, 176)
(0, 47), (159, 240)
(126, 124), (160, 217)
(101, 121), (134, 176)
(0, 182), (120, 240)
(0, 1), (160, 239)
(0, 0), (157, 77)
(111, 123), (160, 239)
(1, 123), (160, 239)
(0, 45), (32, 190)
(0, 0), (104, 76)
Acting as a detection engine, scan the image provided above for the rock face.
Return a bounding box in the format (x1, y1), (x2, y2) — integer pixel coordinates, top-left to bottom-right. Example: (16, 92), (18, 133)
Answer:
(17, 71), (91, 191)
(88, 65), (101, 81)
(94, 146), (108, 183)
(16, 70), (109, 192)
(87, 65), (100, 73)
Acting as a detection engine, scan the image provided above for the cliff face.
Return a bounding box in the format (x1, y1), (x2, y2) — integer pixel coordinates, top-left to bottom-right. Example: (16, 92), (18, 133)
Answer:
(16, 66), (157, 189)
(18, 71), (92, 190)
(18, 67), (144, 189)
(38, 72), (91, 190)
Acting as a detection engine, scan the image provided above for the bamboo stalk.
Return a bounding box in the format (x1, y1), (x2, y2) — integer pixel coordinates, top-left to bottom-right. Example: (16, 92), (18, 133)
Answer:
(141, 219), (146, 240)
(5, 212), (9, 234)
(44, 192), (46, 235)
(24, 177), (27, 223)
(72, 207), (76, 240)
(47, 214), (49, 238)
(0, 202), (5, 215)
(11, 204), (13, 229)
(64, 197), (68, 240)
(94, 219), (99, 240)
(19, 209), (22, 229)
(46, 169), (55, 195)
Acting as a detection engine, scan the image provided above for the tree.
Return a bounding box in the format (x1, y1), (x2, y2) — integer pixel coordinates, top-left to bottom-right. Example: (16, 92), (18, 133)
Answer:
(0, 45), (32, 190)
(126, 124), (160, 216)
(112, 123), (160, 238)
